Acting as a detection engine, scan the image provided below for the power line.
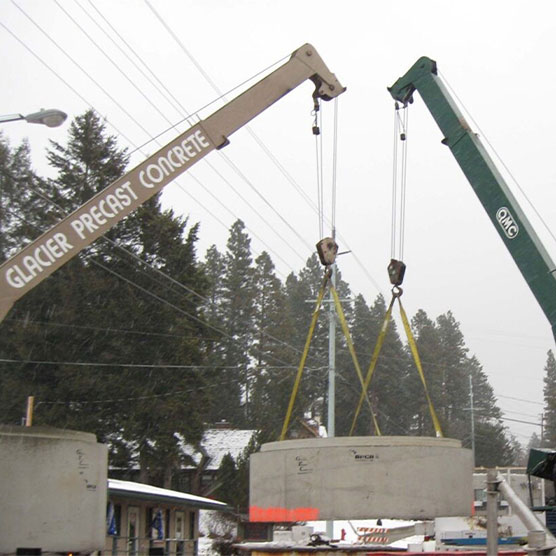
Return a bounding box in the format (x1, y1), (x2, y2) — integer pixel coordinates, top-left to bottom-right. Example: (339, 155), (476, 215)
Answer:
(1, 200), (324, 372)
(0, 358), (313, 372)
(76, 0), (186, 119)
(0, 358), (239, 370)
(54, 0), (175, 126)
(141, 0), (384, 292)
(500, 416), (542, 428)
(497, 394), (544, 406)
(7, 1), (385, 308)
(4, 317), (219, 341)
(8, 1), (312, 273)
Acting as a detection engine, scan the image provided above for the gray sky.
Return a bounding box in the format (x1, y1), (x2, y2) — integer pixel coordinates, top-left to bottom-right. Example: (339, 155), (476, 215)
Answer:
(1, 0), (555, 446)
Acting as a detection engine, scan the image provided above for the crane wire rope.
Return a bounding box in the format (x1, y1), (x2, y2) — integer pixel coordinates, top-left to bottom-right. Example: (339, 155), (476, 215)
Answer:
(391, 103), (409, 261)
(349, 103), (444, 437)
(331, 97), (339, 233)
(313, 100), (325, 239)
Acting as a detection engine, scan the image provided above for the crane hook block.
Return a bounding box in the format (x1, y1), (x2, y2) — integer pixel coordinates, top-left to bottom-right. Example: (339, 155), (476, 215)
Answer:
(316, 238), (338, 266)
(388, 259), (406, 286)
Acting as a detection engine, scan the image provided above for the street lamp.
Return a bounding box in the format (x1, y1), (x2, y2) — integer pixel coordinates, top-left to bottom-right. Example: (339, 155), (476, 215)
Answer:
(0, 108), (67, 128)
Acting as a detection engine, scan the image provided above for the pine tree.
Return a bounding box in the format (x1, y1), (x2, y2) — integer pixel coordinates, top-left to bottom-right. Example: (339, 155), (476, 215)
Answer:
(408, 309), (442, 436)
(335, 293), (409, 436)
(281, 255), (329, 434)
(367, 294), (409, 435)
(0, 134), (59, 261)
(203, 245), (225, 327)
(249, 251), (297, 439)
(335, 293), (376, 436)
(435, 312), (470, 433)
(543, 350), (556, 446)
(211, 219), (255, 426)
(46, 110), (129, 211)
(0, 110), (210, 486)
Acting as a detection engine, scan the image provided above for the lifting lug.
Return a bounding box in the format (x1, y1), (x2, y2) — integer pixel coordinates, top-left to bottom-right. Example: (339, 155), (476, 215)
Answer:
(388, 259), (406, 286)
(316, 237), (338, 266)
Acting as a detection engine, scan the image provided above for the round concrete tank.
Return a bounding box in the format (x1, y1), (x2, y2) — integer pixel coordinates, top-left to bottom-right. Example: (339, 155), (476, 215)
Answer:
(0, 425), (108, 554)
(249, 436), (473, 522)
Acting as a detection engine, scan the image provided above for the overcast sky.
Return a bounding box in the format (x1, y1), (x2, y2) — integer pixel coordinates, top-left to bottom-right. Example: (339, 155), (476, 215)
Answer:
(1, 0), (555, 446)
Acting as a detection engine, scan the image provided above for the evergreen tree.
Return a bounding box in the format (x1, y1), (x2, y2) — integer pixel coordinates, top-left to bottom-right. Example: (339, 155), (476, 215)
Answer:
(435, 312), (470, 435)
(366, 294), (409, 435)
(211, 219), (255, 426)
(408, 309), (442, 436)
(203, 245), (225, 327)
(249, 251), (297, 438)
(465, 356), (517, 466)
(335, 293), (376, 436)
(525, 432), (542, 465)
(46, 110), (129, 212)
(472, 421), (518, 467)
(0, 134), (59, 261)
(0, 110), (210, 487)
(213, 433), (260, 512)
(543, 350), (556, 446)
(281, 255), (329, 435)
(335, 293), (409, 436)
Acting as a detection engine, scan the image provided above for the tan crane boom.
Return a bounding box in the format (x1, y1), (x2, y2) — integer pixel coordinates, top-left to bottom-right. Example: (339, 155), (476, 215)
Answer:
(0, 43), (345, 321)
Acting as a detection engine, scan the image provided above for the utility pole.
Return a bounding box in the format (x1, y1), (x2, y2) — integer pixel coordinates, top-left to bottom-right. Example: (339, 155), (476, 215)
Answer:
(469, 374), (475, 465)
(326, 232), (336, 539)
(327, 263), (336, 439)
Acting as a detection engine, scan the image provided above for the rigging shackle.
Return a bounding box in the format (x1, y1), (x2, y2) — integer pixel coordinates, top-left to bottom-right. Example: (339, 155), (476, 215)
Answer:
(391, 285), (403, 298)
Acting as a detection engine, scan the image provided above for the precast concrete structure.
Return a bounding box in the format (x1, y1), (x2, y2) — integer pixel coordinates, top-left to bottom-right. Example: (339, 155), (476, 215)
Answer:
(250, 436), (473, 522)
(0, 425), (108, 554)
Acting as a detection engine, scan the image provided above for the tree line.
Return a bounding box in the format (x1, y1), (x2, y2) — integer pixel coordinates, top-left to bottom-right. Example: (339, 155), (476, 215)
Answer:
(1, 110), (541, 502)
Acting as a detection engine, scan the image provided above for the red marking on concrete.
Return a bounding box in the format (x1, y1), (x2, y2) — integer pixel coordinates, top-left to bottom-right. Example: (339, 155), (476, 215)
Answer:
(249, 506), (320, 522)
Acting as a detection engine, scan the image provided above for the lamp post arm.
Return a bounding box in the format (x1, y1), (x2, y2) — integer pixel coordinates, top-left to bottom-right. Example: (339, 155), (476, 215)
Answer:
(0, 114), (24, 124)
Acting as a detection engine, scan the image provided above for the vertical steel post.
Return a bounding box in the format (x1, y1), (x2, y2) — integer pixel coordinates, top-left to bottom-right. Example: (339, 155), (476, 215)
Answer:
(469, 374), (475, 464)
(327, 263), (336, 439)
(486, 468), (499, 556)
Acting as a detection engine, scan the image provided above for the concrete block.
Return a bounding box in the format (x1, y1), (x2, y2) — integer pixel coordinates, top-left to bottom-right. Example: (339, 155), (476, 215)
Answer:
(0, 425), (108, 554)
(249, 436), (473, 521)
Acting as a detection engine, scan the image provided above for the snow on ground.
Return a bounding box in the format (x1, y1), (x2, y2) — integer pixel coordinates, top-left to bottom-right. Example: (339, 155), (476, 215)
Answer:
(198, 510), (237, 555)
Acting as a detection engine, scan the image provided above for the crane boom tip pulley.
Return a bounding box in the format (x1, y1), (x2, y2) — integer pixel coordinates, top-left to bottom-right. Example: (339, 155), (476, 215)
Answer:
(291, 43), (347, 102)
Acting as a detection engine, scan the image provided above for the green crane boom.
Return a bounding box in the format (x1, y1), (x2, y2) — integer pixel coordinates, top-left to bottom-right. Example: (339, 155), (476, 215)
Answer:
(388, 57), (556, 343)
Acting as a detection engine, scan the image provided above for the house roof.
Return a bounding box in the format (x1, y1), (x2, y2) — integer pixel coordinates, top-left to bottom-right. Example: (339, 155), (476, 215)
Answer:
(180, 428), (256, 471)
(108, 478), (228, 511)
